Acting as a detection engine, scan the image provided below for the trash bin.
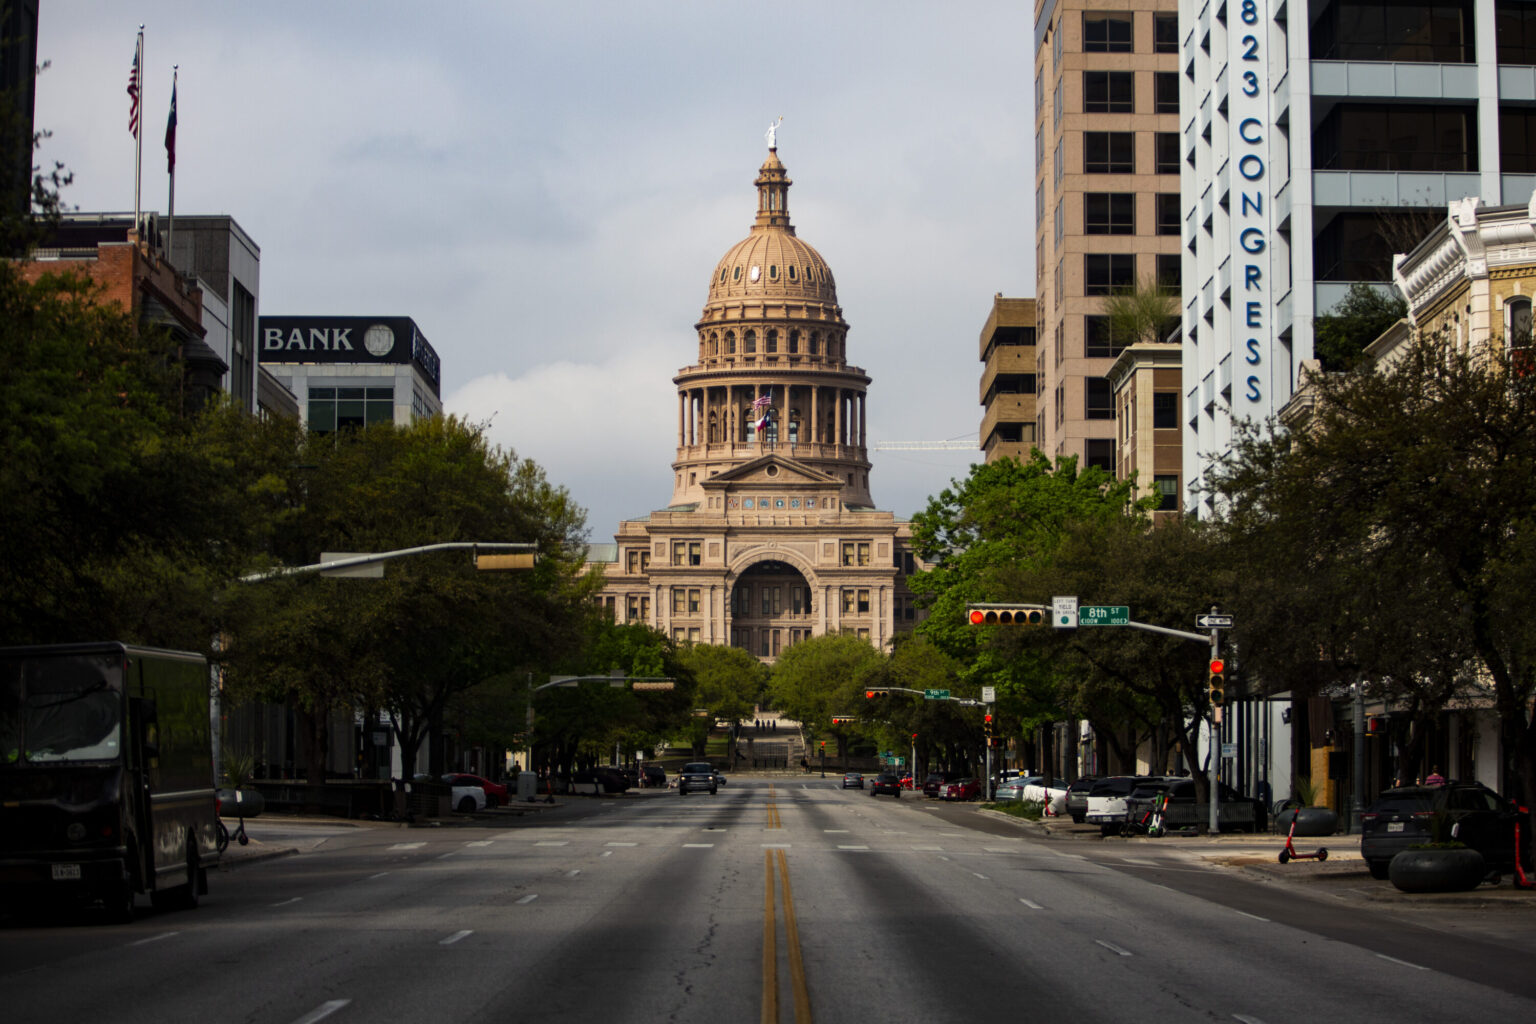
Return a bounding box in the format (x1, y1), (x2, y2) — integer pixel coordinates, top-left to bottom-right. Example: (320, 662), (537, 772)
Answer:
(517, 771), (538, 801)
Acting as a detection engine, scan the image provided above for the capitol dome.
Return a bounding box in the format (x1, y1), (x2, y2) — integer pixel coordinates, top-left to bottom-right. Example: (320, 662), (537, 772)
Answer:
(704, 149), (838, 307)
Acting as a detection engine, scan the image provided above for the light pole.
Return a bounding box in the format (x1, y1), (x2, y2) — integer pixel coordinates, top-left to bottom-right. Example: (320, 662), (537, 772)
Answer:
(522, 671), (675, 800)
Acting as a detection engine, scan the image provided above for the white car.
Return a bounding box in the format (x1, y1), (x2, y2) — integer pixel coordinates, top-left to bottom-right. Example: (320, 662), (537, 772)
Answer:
(449, 783), (487, 813)
(1084, 776), (1144, 834)
(1022, 780), (1070, 816)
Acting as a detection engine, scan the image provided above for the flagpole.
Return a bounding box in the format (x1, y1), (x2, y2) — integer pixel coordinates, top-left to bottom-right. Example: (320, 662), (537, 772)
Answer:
(133, 26), (143, 244)
(165, 66), (176, 259)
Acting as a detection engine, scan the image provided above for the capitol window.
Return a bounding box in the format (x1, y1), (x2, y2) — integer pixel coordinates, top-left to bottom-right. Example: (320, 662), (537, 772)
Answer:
(788, 265), (797, 281)
(745, 330), (757, 354)
(767, 329), (778, 353)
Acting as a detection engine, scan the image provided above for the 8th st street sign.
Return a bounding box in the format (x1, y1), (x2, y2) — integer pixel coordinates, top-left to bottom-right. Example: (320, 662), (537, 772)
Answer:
(1079, 605), (1130, 626)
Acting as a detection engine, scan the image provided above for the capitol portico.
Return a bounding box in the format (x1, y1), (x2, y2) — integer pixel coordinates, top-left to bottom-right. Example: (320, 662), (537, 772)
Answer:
(585, 139), (927, 662)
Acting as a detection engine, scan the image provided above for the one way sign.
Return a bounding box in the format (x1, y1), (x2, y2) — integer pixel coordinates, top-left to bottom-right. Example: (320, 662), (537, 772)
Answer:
(1196, 614), (1234, 629)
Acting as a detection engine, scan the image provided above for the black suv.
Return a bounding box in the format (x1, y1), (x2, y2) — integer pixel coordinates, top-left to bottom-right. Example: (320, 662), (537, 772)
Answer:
(678, 762), (717, 796)
(870, 772), (902, 797)
(1360, 781), (1531, 880)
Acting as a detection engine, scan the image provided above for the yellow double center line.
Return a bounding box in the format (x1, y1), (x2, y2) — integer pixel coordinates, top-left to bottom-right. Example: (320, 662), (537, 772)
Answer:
(762, 785), (810, 1024)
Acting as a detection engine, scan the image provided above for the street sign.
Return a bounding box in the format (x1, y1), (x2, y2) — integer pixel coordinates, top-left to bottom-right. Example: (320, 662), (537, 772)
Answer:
(1053, 595), (1079, 629)
(1079, 605), (1130, 626)
(1197, 614), (1235, 629)
(923, 689), (951, 700)
(981, 686), (995, 703)
(1221, 743), (1236, 759)
(955, 698), (981, 707)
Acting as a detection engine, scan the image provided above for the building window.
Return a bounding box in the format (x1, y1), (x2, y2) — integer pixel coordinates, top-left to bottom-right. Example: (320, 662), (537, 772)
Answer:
(725, 331), (736, 354)
(1155, 132), (1180, 174)
(1156, 193), (1181, 236)
(1156, 254), (1182, 290)
(672, 540), (702, 566)
(1083, 12), (1133, 52)
(230, 281), (255, 407)
(1086, 379), (1114, 420)
(1154, 474), (1179, 512)
(672, 588), (687, 615)
(1154, 72), (1179, 115)
(1153, 392), (1178, 430)
(1086, 437), (1115, 471)
(307, 386), (393, 433)
(1500, 108), (1536, 173)
(857, 589), (870, 614)
(745, 330), (757, 354)
(689, 589), (701, 613)
(842, 589), (856, 614)
(627, 595), (641, 621)
(1084, 193), (1135, 235)
(761, 586), (780, 615)
(766, 329), (778, 353)
(1154, 12), (1179, 53)
(1083, 316), (1130, 358)
(1084, 132), (1135, 173)
(1314, 103), (1478, 172)
(1313, 0), (1474, 63)
(1084, 254), (1136, 295)
(1499, 0), (1536, 64)
(1084, 71), (1135, 113)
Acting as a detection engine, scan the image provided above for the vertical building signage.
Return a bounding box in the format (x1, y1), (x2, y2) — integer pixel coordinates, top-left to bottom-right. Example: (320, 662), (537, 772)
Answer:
(1229, 0), (1273, 415)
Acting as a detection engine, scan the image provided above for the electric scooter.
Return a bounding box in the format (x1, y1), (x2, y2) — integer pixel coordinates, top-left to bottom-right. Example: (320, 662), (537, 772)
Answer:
(1277, 807), (1327, 864)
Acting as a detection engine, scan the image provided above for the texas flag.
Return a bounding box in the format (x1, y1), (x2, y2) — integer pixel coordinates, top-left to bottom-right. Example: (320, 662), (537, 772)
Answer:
(164, 79), (177, 173)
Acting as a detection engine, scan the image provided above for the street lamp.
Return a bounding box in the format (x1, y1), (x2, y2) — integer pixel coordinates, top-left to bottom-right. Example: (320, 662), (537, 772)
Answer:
(521, 671), (676, 800)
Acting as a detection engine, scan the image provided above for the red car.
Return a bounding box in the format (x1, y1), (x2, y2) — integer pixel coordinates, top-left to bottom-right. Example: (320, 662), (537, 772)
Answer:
(941, 778), (982, 801)
(443, 773), (508, 807)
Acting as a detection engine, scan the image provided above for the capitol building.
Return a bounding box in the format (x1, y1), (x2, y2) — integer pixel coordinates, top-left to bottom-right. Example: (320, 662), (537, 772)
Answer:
(585, 139), (928, 661)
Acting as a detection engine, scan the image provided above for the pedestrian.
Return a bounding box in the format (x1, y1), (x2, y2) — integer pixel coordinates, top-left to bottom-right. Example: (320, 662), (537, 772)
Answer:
(1425, 766), (1446, 786)
(800, 756), (809, 774)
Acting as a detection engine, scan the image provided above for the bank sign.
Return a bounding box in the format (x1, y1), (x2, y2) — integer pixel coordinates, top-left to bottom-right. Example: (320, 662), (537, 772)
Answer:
(1230, 0), (1273, 415)
(258, 315), (441, 393)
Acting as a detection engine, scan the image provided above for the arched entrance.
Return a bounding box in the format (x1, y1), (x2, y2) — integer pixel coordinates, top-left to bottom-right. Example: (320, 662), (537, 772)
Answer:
(728, 559), (816, 662)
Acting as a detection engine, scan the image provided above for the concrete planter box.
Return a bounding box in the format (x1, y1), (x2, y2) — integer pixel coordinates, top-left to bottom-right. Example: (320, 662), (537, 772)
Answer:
(1389, 847), (1486, 893)
(1275, 806), (1338, 837)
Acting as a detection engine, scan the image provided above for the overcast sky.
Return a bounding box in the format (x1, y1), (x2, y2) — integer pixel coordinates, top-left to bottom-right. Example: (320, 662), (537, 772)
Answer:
(35, 1), (1035, 538)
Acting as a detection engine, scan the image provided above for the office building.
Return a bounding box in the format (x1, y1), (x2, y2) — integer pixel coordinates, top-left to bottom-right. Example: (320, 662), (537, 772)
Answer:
(258, 315), (443, 430)
(978, 294), (1040, 463)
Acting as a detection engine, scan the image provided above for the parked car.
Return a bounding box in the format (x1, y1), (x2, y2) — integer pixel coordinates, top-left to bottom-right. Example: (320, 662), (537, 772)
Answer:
(640, 764), (667, 788)
(870, 772), (902, 797)
(1122, 778), (1266, 834)
(1085, 776), (1145, 835)
(442, 773), (507, 807)
(678, 762), (717, 796)
(923, 772), (961, 798)
(1360, 781), (1531, 880)
(992, 776), (1041, 802)
(713, 768), (727, 787)
(941, 778), (982, 801)
(448, 783), (486, 814)
(570, 767), (630, 794)
(1065, 776), (1101, 823)
(842, 771), (864, 790)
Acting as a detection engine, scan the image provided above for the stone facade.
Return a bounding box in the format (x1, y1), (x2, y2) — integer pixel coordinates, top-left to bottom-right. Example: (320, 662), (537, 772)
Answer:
(587, 146), (926, 662)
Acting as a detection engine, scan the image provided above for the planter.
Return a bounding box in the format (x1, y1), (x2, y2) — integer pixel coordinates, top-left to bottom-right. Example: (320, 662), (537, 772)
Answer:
(1275, 806), (1337, 837)
(1389, 847), (1487, 893)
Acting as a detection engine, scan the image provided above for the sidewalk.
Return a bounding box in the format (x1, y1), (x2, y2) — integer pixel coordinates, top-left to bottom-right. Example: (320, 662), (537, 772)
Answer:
(988, 809), (1536, 907)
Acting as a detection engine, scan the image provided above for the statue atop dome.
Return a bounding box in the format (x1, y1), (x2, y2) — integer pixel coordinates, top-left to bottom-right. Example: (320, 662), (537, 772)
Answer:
(765, 116), (782, 150)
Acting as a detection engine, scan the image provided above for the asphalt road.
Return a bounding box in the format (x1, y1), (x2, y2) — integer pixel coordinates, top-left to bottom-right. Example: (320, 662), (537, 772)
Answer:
(3, 779), (1534, 1024)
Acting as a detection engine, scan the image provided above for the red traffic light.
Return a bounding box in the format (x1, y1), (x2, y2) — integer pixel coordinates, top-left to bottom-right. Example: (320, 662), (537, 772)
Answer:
(968, 604), (1048, 625)
(1209, 659), (1225, 674)
(969, 609), (986, 625)
(984, 712), (994, 724)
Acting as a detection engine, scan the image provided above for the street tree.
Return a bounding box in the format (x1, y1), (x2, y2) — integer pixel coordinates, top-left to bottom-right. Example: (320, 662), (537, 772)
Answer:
(1209, 330), (1536, 815)
(768, 633), (883, 758)
(677, 643), (767, 760)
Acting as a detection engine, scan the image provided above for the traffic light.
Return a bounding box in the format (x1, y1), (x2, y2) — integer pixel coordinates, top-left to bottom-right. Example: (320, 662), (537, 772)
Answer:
(967, 603), (1048, 625)
(1208, 658), (1226, 707)
(983, 711), (995, 738)
(865, 688), (889, 699)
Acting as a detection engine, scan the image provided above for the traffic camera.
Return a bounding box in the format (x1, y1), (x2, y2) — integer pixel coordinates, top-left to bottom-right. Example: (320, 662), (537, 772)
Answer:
(967, 603), (1048, 625)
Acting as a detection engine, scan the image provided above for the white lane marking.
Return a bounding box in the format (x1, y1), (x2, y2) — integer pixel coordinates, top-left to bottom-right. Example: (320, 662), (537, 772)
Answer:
(824, 829), (850, 833)
(367, 872), (389, 881)
(972, 872), (989, 879)
(437, 853), (455, 860)
(567, 870), (581, 877)
(983, 846), (1018, 852)
(440, 930), (473, 946)
(911, 845), (943, 851)
(290, 1000), (351, 1024)
(762, 843), (792, 848)
(1233, 1016), (1269, 1024)
(937, 855), (952, 862)
(1234, 909), (1269, 922)
(389, 842), (426, 851)
(535, 841), (569, 846)
(683, 843), (715, 848)
(465, 840), (493, 848)
(1122, 858), (1161, 866)
(1375, 953), (1428, 971)
(271, 897), (303, 908)
(837, 845), (870, 850)
(1018, 898), (1043, 910)
(605, 842), (637, 847)
(601, 850), (613, 858)
(1095, 939), (1133, 957)
(1052, 852), (1086, 860)
(129, 931), (179, 947)
(516, 894), (538, 904)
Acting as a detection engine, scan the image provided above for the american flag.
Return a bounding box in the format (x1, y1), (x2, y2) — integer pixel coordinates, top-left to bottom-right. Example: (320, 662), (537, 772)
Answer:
(127, 44), (140, 136)
(750, 393), (772, 409)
